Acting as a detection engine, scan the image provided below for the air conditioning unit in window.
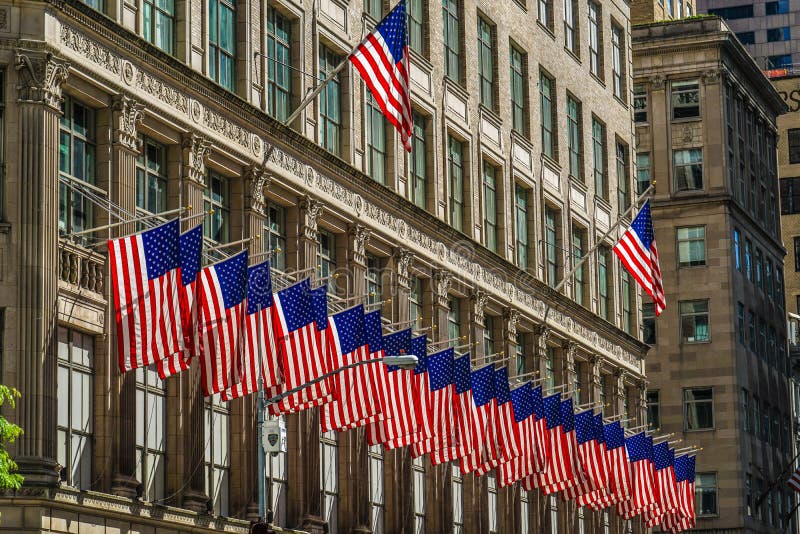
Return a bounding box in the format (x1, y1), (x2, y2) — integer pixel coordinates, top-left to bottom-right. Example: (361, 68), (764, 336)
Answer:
(262, 418), (287, 454)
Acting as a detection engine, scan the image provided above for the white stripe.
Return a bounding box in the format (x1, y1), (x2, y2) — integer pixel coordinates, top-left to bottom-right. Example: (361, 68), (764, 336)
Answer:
(112, 238), (132, 370)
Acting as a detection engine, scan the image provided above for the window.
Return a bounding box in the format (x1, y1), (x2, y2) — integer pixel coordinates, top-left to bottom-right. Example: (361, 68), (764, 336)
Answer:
(588, 2), (601, 77)
(777, 268), (785, 309)
(320, 430), (339, 530)
(745, 238), (752, 280)
(452, 464), (463, 533)
(696, 473), (718, 516)
(510, 46), (527, 135)
(598, 246), (611, 321)
(766, 1), (789, 15)
(59, 97), (96, 237)
(209, 0), (235, 91)
(741, 388), (749, 433)
(748, 310), (756, 352)
(57, 327), (93, 490)
(488, 473), (498, 533)
(633, 85), (647, 123)
(795, 238), (800, 272)
(592, 118), (606, 199)
(768, 54), (792, 69)
(410, 113), (427, 209)
(204, 171), (230, 245)
(483, 315), (496, 359)
(366, 256), (383, 306)
(636, 152), (650, 195)
(144, 0), (175, 54)
(621, 270), (633, 335)
(673, 148), (703, 191)
(135, 136), (168, 217)
(767, 27), (791, 42)
(733, 229), (741, 271)
(409, 276), (423, 324)
(564, 0), (578, 54)
(369, 445), (385, 533)
(448, 297), (461, 347)
(82, 0), (103, 10)
(408, 0), (425, 54)
(545, 207), (559, 287)
(538, 0), (552, 28)
(413, 456), (425, 531)
(135, 366), (166, 501)
(759, 318), (767, 359)
(318, 230), (337, 294)
(766, 260), (773, 298)
(736, 31), (755, 45)
(477, 17), (495, 110)
(515, 184), (530, 269)
(677, 226), (705, 267)
(442, 0), (461, 83)
(515, 334), (526, 376)
(267, 8), (291, 121)
(265, 202), (287, 271)
(544, 347), (556, 390)
(319, 46), (342, 156)
(684, 387), (714, 430)
(642, 302), (656, 345)
(769, 327), (777, 366)
(762, 401), (770, 441)
(567, 96), (582, 180)
(781, 178), (800, 215)
(572, 225), (587, 306)
(789, 129), (800, 164)
(616, 142), (629, 210)
(671, 80), (700, 119)
(365, 93), (387, 184)
(737, 302), (745, 346)
(205, 395), (230, 515)
(540, 72), (556, 159)
(647, 390), (660, 430)
(755, 248), (763, 289)
(753, 396), (760, 437)
(365, 0), (382, 18)
(483, 162), (498, 252)
(448, 135), (464, 231)
(708, 5), (753, 19)
(611, 24), (624, 100)
(680, 300), (709, 343)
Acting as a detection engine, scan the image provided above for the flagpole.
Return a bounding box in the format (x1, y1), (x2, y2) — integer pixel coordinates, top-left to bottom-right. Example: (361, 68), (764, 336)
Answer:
(755, 447), (800, 509)
(67, 205), (193, 237)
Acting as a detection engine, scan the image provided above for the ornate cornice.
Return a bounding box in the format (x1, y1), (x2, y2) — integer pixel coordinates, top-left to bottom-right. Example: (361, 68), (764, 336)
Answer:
(15, 49), (69, 110)
(111, 94), (144, 152)
(181, 133), (211, 185)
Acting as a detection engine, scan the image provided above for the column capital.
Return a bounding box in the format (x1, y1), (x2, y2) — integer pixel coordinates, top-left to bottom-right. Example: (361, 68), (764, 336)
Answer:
(393, 247), (414, 289)
(181, 133), (211, 185)
(562, 340), (577, 373)
(245, 164), (271, 214)
(503, 308), (520, 340)
(648, 74), (665, 91)
(348, 223), (371, 266)
(432, 269), (453, 308)
(300, 194), (324, 242)
(111, 94), (144, 152)
(471, 289), (489, 324)
(701, 68), (722, 85)
(14, 49), (69, 110)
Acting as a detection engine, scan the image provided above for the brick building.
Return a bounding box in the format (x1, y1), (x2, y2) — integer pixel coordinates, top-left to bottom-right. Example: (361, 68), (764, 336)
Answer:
(633, 16), (792, 533)
(0, 0), (649, 532)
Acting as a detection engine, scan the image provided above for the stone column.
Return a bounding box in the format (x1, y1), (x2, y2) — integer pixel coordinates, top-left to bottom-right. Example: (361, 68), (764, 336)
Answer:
(533, 324), (550, 379)
(497, 308), (520, 533)
(636, 379), (648, 430)
(384, 247), (413, 533)
(108, 94), (145, 498)
(559, 341), (578, 531)
(178, 133), (212, 512)
(339, 223), (372, 533)
(12, 49), (69, 487)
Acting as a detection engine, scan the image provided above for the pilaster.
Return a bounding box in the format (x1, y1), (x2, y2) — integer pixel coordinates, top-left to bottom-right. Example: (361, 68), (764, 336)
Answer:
(12, 48), (69, 487)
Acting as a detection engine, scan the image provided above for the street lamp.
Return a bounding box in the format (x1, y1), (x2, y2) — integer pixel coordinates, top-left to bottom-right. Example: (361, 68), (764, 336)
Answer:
(256, 353), (419, 523)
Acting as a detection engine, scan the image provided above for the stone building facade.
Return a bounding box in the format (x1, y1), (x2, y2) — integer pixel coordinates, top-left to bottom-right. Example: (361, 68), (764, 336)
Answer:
(0, 0), (649, 532)
(633, 17), (792, 533)
(629, 0), (695, 26)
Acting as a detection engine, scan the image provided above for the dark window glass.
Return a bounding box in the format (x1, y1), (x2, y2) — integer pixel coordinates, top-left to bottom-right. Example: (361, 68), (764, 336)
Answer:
(788, 129), (800, 164)
(767, 27), (791, 42)
(684, 388), (714, 430)
(671, 80), (700, 119)
(768, 54), (792, 68)
(642, 302), (656, 345)
(780, 178), (800, 215)
(766, 1), (789, 14)
(647, 390), (660, 429)
(736, 31), (755, 45)
(708, 5), (753, 19)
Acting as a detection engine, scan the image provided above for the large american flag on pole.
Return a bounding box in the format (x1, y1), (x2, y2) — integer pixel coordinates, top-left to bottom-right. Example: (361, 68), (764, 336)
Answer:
(491, 367), (521, 464)
(109, 219), (184, 373)
(452, 353), (475, 465)
(524, 395), (576, 493)
(197, 250), (248, 396)
(349, 0), (412, 150)
(427, 348), (469, 465)
(157, 223), (203, 379)
(664, 455), (696, 533)
(460, 364), (498, 475)
(614, 200), (666, 315)
(359, 310), (389, 429)
(789, 466), (800, 493)
(568, 410), (607, 501)
(409, 335), (434, 455)
(497, 382), (538, 487)
(594, 421), (633, 509)
(577, 414), (613, 509)
(644, 442), (679, 527)
(616, 432), (657, 519)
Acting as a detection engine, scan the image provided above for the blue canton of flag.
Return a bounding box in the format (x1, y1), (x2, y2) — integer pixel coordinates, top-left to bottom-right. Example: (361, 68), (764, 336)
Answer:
(331, 305), (364, 355)
(180, 224), (203, 286)
(673, 455), (693, 483)
(594, 414), (606, 444)
(604, 421), (626, 450)
(246, 261), (273, 315)
(383, 328), (412, 372)
(141, 219), (181, 279)
(364, 310), (384, 352)
(411, 335), (428, 374)
(575, 411), (596, 445)
(471, 364), (495, 407)
(214, 251), (248, 308)
(531, 385), (544, 419)
(374, 0), (407, 62)
(653, 442), (674, 471)
(494, 367), (512, 406)
(311, 286), (329, 330)
(453, 353), (472, 393)
(626, 432), (654, 463)
(560, 399), (576, 432)
(543, 394), (562, 430)
(427, 348), (454, 392)
(511, 383), (534, 423)
(277, 279), (313, 332)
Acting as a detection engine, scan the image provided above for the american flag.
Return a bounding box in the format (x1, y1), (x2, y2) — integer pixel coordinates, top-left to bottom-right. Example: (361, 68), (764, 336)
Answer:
(497, 382), (538, 487)
(643, 442), (679, 527)
(221, 261), (281, 401)
(354, 309), (389, 431)
(197, 250), (248, 396)
(408, 335), (434, 455)
(157, 224), (203, 379)
(459, 364), (498, 475)
(568, 410), (607, 502)
(616, 432), (657, 519)
(349, 0), (412, 151)
(525, 396), (576, 493)
(546, 399), (582, 495)
(366, 328), (417, 449)
(268, 280), (331, 415)
(529, 385), (547, 474)
(452, 353), (475, 465)
(595, 421), (633, 509)
(664, 455), (696, 533)
(416, 348), (463, 463)
(577, 414), (612, 509)
(613, 200), (666, 315)
(789, 467), (800, 493)
(320, 305), (380, 432)
(109, 219), (184, 373)
(490, 367), (521, 463)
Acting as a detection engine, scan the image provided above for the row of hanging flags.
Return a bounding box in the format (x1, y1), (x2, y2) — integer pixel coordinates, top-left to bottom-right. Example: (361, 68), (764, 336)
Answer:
(106, 207), (689, 530)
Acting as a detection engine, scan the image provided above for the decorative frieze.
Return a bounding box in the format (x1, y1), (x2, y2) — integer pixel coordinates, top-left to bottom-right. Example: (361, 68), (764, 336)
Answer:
(60, 25), (119, 75)
(111, 94), (144, 151)
(14, 49), (70, 110)
(136, 69), (188, 114)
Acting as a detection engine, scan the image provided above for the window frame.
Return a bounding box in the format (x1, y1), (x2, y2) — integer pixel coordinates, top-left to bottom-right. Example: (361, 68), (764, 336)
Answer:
(611, 24), (624, 100)
(477, 16), (496, 110)
(143, 0), (176, 54)
(540, 71), (556, 160)
(135, 135), (168, 219)
(510, 45), (528, 136)
(676, 226), (706, 267)
(482, 160), (498, 252)
(318, 45), (343, 156)
(679, 299), (710, 344)
(208, 0), (236, 91)
(267, 7), (292, 121)
(671, 79), (700, 120)
(588, 1), (602, 78)
(442, 0), (462, 84)
(592, 117), (606, 199)
(695, 472), (719, 516)
(204, 394), (231, 515)
(59, 96), (98, 238)
(365, 92), (387, 185)
(567, 95), (582, 181)
(514, 183), (531, 269)
(683, 387), (714, 431)
(135, 365), (167, 502)
(673, 148), (703, 192)
(448, 134), (464, 231)
(410, 112), (428, 210)
(265, 202), (287, 272)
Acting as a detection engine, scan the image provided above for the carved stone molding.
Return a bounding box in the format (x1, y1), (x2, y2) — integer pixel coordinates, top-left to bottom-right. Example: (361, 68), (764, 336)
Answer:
(15, 49), (70, 110)
(588, 354), (602, 387)
(432, 269), (453, 308)
(245, 164), (271, 214)
(649, 74), (665, 91)
(348, 224), (370, 266)
(300, 195), (323, 242)
(471, 289), (489, 324)
(393, 247), (414, 289)
(181, 133), (211, 185)
(111, 94), (144, 152)
(534, 324), (550, 355)
(504, 308), (520, 339)
(702, 68), (721, 85)
(562, 340), (577, 374)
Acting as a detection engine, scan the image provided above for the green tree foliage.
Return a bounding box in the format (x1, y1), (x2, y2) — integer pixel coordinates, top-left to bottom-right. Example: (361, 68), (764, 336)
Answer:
(0, 386), (23, 490)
